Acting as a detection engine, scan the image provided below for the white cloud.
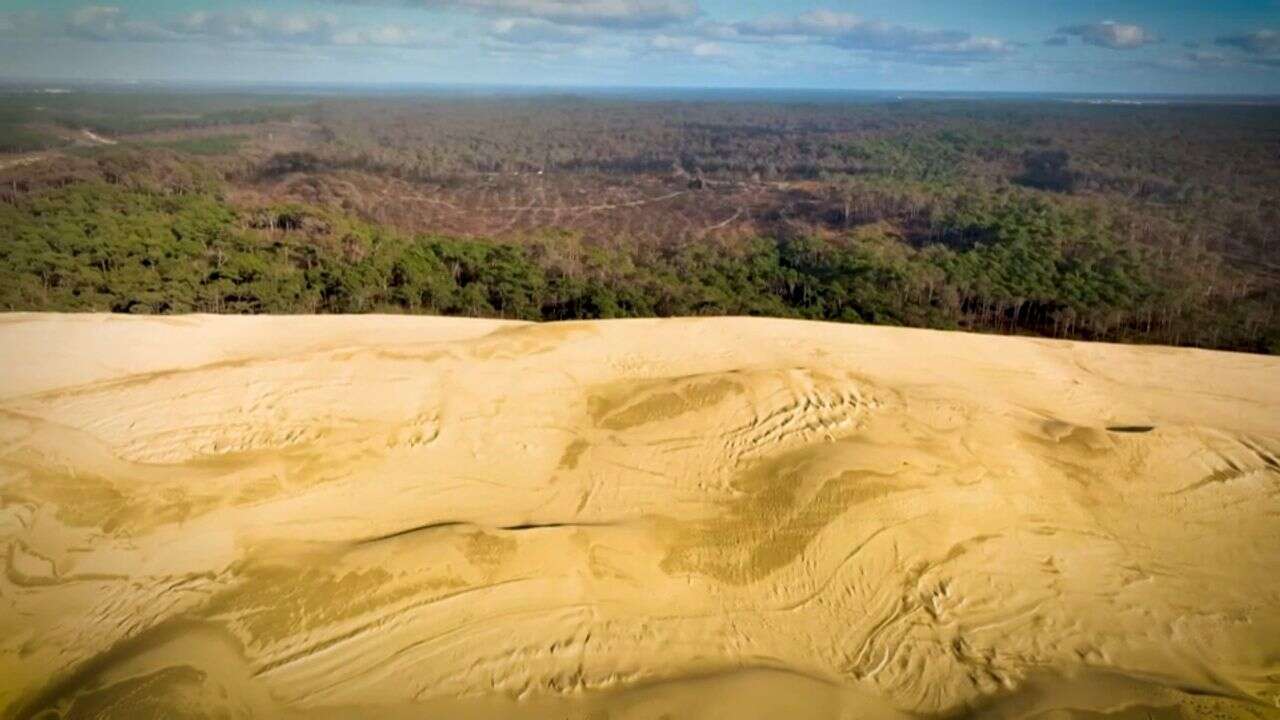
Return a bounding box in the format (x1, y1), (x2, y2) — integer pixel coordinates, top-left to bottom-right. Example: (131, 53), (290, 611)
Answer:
(56, 5), (425, 47)
(66, 5), (174, 42)
(1057, 21), (1160, 50)
(359, 0), (697, 29)
(1185, 51), (1234, 68)
(333, 24), (423, 46)
(0, 10), (49, 37)
(648, 33), (726, 59)
(171, 10), (336, 44)
(1132, 49), (1280, 74)
(690, 41), (725, 58)
(709, 10), (1015, 63)
(177, 9), (423, 47)
(488, 17), (590, 44)
(1215, 29), (1280, 56)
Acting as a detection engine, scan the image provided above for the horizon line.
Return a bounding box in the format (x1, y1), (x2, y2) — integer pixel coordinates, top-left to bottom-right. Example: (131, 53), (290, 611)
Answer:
(3, 77), (1280, 101)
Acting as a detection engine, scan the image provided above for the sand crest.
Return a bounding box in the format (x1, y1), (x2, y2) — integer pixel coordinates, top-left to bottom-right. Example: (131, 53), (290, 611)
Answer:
(1, 314), (1278, 719)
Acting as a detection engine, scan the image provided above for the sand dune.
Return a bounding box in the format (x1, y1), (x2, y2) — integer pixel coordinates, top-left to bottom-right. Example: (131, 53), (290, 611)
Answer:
(1, 313), (1278, 719)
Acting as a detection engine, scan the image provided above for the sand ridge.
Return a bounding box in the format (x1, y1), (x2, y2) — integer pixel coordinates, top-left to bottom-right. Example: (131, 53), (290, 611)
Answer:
(1, 314), (1278, 719)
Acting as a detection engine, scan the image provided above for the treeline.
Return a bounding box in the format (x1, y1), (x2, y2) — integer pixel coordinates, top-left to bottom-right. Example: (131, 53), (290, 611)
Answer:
(3, 180), (1275, 353)
(0, 90), (307, 153)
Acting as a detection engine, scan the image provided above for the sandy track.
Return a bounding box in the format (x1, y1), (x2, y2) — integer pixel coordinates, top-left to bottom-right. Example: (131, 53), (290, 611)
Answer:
(0, 130), (115, 175)
(79, 129), (117, 146)
(1, 314), (1278, 719)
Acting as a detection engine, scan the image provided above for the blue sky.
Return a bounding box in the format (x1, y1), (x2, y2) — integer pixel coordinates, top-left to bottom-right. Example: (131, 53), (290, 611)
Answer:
(1, 1), (1279, 93)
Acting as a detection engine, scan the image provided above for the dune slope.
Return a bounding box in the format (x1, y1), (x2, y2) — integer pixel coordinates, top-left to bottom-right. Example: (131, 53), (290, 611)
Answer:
(1, 314), (1278, 719)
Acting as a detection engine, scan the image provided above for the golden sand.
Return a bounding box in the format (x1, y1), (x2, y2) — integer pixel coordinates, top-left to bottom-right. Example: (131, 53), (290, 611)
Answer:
(1, 313), (1278, 719)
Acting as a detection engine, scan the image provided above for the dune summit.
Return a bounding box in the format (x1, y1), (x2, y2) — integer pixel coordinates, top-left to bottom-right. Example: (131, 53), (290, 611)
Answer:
(1, 313), (1278, 719)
